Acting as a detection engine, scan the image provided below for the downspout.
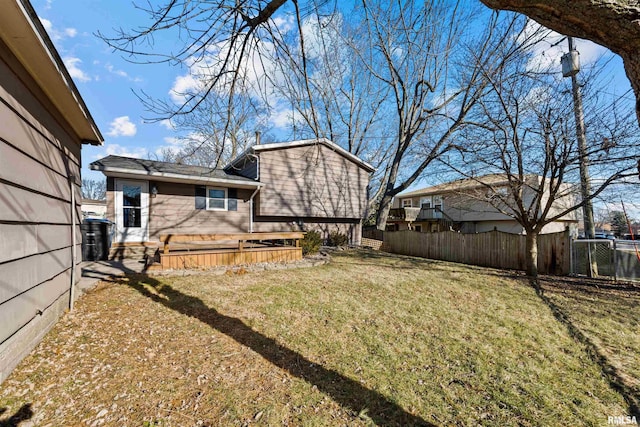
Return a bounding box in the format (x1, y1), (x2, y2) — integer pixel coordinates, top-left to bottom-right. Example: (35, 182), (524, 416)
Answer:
(249, 187), (260, 233)
(69, 174), (77, 311)
(248, 150), (260, 233)
(248, 153), (260, 182)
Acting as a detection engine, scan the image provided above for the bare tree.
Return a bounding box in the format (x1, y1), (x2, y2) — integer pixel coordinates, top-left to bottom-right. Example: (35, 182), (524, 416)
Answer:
(352, 2), (544, 230)
(161, 91), (272, 168)
(99, 1), (336, 120)
(445, 42), (640, 280)
(267, 10), (394, 220)
(480, 0), (640, 124)
(81, 178), (106, 200)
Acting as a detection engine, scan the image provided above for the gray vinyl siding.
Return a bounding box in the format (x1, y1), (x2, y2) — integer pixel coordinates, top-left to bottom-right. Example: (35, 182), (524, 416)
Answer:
(256, 145), (369, 219)
(0, 41), (82, 383)
(147, 182), (253, 240)
(254, 220), (362, 245)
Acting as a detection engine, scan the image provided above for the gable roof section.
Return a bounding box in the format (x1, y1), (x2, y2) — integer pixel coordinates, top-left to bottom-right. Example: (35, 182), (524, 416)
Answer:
(397, 174), (514, 198)
(0, 0), (102, 145)
(226, 138), (375, 173)
(90, 155), (262, 189)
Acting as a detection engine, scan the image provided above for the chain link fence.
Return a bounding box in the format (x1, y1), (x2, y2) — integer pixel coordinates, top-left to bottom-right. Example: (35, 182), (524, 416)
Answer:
(571, 239), (640, 281)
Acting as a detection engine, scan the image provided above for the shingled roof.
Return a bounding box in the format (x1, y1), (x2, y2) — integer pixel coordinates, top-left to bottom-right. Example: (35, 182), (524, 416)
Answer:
(90, 155), (261, 188)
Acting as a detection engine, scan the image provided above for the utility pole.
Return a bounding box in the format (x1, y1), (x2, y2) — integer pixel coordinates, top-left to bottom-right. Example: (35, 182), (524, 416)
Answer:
(562, 37), (598, 276)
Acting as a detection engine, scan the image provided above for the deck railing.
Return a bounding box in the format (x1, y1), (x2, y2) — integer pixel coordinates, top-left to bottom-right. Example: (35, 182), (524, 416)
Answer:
(159, 231), (306, 254)
(388, 207), (454, 223)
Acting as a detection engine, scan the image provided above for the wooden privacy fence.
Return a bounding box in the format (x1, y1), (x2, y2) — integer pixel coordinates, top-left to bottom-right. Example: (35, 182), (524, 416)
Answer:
(383, 229), (570, 275)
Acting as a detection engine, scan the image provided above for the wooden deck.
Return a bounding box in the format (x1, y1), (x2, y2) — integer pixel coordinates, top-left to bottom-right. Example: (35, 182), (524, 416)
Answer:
(149, 231), (305, 271)
(152, 245), (303, 270)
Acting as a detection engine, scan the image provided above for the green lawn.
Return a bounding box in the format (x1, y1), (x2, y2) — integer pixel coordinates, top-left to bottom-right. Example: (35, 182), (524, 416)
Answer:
(1, 250), (637, 426)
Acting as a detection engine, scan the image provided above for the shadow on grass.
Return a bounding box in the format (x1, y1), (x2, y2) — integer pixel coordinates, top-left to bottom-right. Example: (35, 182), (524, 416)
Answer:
(0, 404), (33, 427)
(124, 274), (434, 426)
(535, 282), (640, 418)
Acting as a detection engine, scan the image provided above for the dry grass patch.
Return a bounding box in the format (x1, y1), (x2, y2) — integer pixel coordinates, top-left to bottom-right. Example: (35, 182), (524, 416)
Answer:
(0, 250), (634, 426)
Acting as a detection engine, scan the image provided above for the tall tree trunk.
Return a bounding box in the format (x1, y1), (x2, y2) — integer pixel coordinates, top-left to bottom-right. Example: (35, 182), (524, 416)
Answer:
(525, 231), (543, 293)
(375, 192), (394, 231)
(525, 231), (539, 278)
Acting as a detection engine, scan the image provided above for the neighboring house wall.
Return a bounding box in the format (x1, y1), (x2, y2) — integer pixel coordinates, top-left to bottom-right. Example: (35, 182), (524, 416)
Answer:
(81, 199), (107, 219)
(0, 41), (82, 383)
(395, 178), (577, 234)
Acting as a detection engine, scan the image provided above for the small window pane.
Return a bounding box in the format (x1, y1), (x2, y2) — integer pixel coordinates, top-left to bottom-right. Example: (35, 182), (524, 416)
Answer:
(123, 207), (141, 227)
(209, 189), (225, 199)
(208, 199), (225, 209)
(123, 185), (141, 207)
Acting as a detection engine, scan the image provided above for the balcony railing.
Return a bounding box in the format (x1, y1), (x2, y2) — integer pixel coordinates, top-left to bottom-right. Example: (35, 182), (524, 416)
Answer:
(417, 207), (444, 220)
(388, 207), (451, 222)
(389, 207), (421, 221)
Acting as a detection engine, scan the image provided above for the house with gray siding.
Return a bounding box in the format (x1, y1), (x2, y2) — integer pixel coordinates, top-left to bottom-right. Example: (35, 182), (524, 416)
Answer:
(226, 138), (374, 243)
(0, 0), (103, 383)
(91, 138), (374, 253)
(389, 174), (578, 235)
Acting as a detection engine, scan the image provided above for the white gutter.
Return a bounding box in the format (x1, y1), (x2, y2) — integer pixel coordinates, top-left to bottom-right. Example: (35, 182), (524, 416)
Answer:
(248, 187), (261, 233)
(90, 166), (263, 189)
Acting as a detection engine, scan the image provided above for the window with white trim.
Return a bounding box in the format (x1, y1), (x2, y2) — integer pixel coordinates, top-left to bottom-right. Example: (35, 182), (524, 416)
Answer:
(402, 199), (413, 207)
(207, 187), (227, 211)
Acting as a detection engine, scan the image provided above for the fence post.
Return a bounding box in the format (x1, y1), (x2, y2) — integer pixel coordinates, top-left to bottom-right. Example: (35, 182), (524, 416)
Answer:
(613, 238), (618, 282)
(569, 237), (574, 276)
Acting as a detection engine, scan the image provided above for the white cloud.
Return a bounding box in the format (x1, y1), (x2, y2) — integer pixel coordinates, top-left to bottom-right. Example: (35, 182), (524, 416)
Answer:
(64, 27), (77, 38)
(162, 136), (187, 147)
(169, 73), (202, 103)
(107, 116), (137, 137)
(168, 30), (288, 104)
(39, 17), (78, 41)
(272, 15), (295, 33)
(92, 144), (147, 160)
(44, 0), (53, 10)
(159, 119), (175, 130)
(522, 21), (608, 73)
(40, 18), (53, 32)
(106, 64), (128, 78)
(269, 103), (305, 129)
(63, 56), (91, 82)
(104, 63), (143, 83)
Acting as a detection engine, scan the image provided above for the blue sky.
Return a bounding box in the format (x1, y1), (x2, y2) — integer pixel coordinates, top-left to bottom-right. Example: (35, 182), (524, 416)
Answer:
(34, 0), (633, 189)
(34, 0), (186, 180)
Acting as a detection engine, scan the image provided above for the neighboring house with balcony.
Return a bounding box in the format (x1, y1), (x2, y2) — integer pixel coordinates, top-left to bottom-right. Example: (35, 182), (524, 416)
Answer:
(388, 174), (578, 235)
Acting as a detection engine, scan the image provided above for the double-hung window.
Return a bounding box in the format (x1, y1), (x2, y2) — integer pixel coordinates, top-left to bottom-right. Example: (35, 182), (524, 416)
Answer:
(207, 187), (227, 211)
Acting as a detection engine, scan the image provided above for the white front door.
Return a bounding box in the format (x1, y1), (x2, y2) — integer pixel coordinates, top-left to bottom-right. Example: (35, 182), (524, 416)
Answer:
(115, 179), (149, 243)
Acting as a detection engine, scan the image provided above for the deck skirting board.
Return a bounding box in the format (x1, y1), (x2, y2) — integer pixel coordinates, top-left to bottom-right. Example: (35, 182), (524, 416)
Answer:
(157, 246), (302, 270)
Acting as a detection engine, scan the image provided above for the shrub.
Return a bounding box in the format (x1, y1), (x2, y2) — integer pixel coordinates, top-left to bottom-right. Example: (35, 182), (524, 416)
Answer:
(301, 230), (322, 255)
(328, 231), (349, 247)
